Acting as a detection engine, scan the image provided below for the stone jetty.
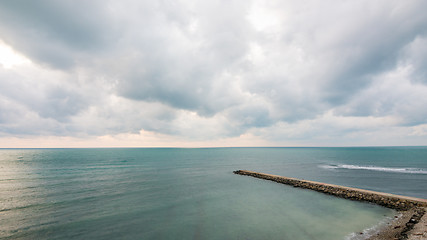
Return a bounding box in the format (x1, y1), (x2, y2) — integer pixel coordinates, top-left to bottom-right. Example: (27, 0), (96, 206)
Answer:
(233, 170), (427, 210)
(234, 170), (427, 239)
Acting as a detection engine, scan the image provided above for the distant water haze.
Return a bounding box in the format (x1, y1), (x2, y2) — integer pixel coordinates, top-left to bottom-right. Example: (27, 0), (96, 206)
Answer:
(1, 147), (426, 239)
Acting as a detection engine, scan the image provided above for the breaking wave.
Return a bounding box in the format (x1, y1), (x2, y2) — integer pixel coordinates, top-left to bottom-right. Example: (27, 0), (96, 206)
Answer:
(320, 164), (427, 174)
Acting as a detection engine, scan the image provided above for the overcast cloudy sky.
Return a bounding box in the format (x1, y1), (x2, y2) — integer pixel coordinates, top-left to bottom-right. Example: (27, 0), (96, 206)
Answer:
(1, 0), (427, 147)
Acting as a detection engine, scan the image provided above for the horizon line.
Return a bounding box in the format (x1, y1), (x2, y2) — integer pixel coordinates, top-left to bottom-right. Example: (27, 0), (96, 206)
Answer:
(1, 145), (426, 149)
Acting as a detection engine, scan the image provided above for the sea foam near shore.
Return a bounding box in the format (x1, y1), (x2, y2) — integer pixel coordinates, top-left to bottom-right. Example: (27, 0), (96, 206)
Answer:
(345, 214), (397, 240)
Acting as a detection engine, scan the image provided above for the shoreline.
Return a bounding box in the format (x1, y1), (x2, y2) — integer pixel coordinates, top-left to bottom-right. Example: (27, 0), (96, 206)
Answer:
(233, 170), (427, 239)
(367, 208), (426, 240)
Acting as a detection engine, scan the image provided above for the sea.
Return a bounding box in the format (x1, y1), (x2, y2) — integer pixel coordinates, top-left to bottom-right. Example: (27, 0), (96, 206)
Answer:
(1, 147), (426, 240)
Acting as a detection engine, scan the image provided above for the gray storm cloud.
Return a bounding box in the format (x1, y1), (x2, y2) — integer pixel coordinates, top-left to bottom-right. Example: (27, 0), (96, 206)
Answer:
(0, 0), (427, 144)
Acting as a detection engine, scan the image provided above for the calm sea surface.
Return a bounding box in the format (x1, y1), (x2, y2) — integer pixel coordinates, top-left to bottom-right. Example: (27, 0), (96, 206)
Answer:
(1, 147), (426, 239)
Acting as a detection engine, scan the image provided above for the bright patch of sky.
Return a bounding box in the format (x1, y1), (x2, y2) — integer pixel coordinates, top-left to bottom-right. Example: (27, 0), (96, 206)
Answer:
(0, 41), (30, 68)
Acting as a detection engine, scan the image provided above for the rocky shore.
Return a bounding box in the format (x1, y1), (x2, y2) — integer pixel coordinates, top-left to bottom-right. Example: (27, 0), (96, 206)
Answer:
(233, 170), (427, 239)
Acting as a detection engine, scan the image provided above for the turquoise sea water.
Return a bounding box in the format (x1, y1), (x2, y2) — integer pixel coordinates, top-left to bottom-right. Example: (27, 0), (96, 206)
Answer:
(1, 147), (426, 239)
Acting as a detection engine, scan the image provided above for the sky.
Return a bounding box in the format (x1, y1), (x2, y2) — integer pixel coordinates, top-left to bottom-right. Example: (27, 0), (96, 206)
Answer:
(1, 0), (427, 148)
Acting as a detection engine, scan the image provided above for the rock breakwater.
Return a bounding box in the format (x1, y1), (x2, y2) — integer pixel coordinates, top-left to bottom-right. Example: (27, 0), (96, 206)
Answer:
(233, 170), (427, 239)
(233, 170), (427, 210)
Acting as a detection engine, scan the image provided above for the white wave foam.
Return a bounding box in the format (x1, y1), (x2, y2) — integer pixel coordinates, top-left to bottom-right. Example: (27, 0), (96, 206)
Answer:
(345, 214), (397, 240)
(320, 164), (427, 174)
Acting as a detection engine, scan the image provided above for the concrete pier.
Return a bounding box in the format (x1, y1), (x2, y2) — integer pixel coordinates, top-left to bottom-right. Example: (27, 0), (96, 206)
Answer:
(233, 170), (427, 210)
